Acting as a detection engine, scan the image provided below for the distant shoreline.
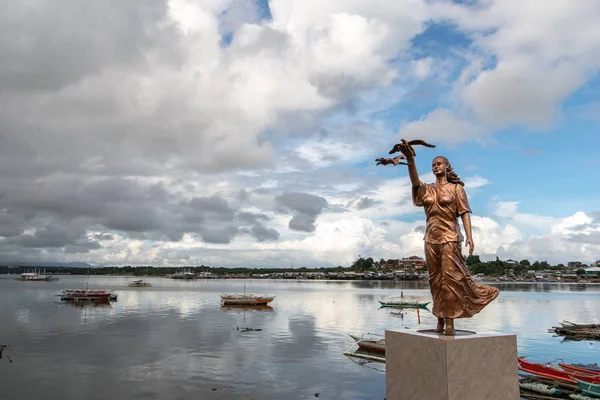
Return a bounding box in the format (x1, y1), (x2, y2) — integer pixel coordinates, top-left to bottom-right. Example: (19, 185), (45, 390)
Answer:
(2, 274), (599, 285)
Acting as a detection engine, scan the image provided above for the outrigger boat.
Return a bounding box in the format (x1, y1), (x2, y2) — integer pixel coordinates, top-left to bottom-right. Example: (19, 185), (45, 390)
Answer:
(221, 282), (274, 306)
(518, 357), (600, 385)
(559, 363), (600, 374)
(573, 377), (600, 397)
(379, 292), (430, 309)
(220, 294), (275, 306)
(348, 334), (385, 354)
(379, 300), (430, 309)
(550, 320), (600, 341)
(343, 334), (386, 363)
(56, 289), (115, 302)
(558, 321), (600, 330)
(57, 271), (117, 302)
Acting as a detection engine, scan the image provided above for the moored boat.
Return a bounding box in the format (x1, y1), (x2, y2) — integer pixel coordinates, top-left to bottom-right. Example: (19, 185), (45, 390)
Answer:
(571, 372), (600, 384)
(573, 377), (600, 397)
(378, 300), (430, 309)
(560, 321), (600, 330)
(128, 280), (152, 287)
(518, 376), (566, 397)
(518, 357), (578, 384)
(518, 357), (600, 385)
(220, 294), (275, 306)
(20, 269), (53, 281)
(559, 363), (600, 376)
(168, 269), (195, 279)
(349, 334), (385, 354)
(56, 288), (114, 302)
(550, 321), (600, 341)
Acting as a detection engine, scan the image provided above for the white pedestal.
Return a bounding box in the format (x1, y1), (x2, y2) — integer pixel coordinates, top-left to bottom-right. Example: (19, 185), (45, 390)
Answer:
(385, 330), (519, 400)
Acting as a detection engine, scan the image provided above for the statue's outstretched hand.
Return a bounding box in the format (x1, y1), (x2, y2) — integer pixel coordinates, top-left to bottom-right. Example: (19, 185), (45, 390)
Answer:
(389, 139), (415, 160)
(465, 238), (475, 255)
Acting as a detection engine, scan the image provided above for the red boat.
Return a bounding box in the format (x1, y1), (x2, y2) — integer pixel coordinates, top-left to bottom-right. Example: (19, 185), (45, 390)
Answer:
(56, 289), (114, 301)
(559, 363), (600, 376)
(518, 357), (600, 384)
(518, 357), (577, 384)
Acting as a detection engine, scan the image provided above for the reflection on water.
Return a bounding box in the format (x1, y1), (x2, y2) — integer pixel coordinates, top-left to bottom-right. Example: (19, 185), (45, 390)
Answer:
(58, 300), (113, 308)
(0, 276), (599, 399)
(220, 305), (274, 312)
(492, 282), (595, 292)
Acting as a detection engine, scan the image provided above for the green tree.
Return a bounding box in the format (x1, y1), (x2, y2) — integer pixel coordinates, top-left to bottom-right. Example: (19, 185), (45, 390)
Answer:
(576, 268), (587, 276)
(466, 254), (481, 266)
(513, 264), (527, 275)
(519, 259), (530, 267)
(351, 257), (375, 272)
(351, 257), (365, 271)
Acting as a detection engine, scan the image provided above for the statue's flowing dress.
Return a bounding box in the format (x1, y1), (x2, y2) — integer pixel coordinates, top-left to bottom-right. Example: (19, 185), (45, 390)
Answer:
(413, 182), (499, 319)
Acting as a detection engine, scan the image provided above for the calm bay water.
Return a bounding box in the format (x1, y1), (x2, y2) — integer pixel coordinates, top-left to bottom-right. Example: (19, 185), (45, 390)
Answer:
(1, 276), (599, 399)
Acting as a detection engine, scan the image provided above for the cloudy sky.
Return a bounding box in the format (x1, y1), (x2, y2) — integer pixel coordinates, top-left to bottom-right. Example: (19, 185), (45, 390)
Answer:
(1, 0), (599, 267)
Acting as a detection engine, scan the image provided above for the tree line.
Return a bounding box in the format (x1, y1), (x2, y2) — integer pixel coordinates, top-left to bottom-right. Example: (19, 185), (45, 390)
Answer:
(0, 255), (586, 277)
(0, 264), (350, 276)
(464, 256), (587, 276)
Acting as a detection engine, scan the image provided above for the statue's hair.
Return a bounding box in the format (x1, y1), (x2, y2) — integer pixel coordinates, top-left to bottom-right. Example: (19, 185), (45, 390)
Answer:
(435, 156), (464, 187)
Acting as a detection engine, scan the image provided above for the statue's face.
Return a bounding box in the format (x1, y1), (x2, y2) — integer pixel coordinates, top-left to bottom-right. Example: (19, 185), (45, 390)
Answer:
(432, 157), (447, 176)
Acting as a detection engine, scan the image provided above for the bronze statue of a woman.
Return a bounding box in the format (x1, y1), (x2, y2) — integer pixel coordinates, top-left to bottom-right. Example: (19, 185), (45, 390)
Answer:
(377, 139), (499, 335)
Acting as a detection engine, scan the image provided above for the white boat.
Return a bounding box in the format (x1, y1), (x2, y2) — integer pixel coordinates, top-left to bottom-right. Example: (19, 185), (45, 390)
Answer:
(349, 334), (386, 354)
(221, 282), (275, 306)
(220, 293), (275, 306)
(169, 269), (195, 279)
(128, 279), (152, 287)
(379, 292), (430, 308)
(344, 334), (386, 363)
(20, 269), (53, 281)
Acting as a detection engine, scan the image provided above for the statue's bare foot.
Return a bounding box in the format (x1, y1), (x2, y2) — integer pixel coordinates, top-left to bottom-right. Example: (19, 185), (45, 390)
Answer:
(433, 318), (445, 333)
(444, 319), (455, 336)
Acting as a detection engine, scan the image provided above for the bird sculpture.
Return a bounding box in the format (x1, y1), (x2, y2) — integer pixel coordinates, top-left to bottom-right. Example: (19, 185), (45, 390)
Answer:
(375, 139), (436, 166)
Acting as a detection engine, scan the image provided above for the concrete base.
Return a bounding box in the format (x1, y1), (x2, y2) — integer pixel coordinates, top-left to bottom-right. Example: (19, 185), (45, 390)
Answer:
(385, 330), (519, 400)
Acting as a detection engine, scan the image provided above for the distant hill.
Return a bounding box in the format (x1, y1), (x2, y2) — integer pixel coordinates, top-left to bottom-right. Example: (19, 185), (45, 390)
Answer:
(0, 261), (100, 268)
